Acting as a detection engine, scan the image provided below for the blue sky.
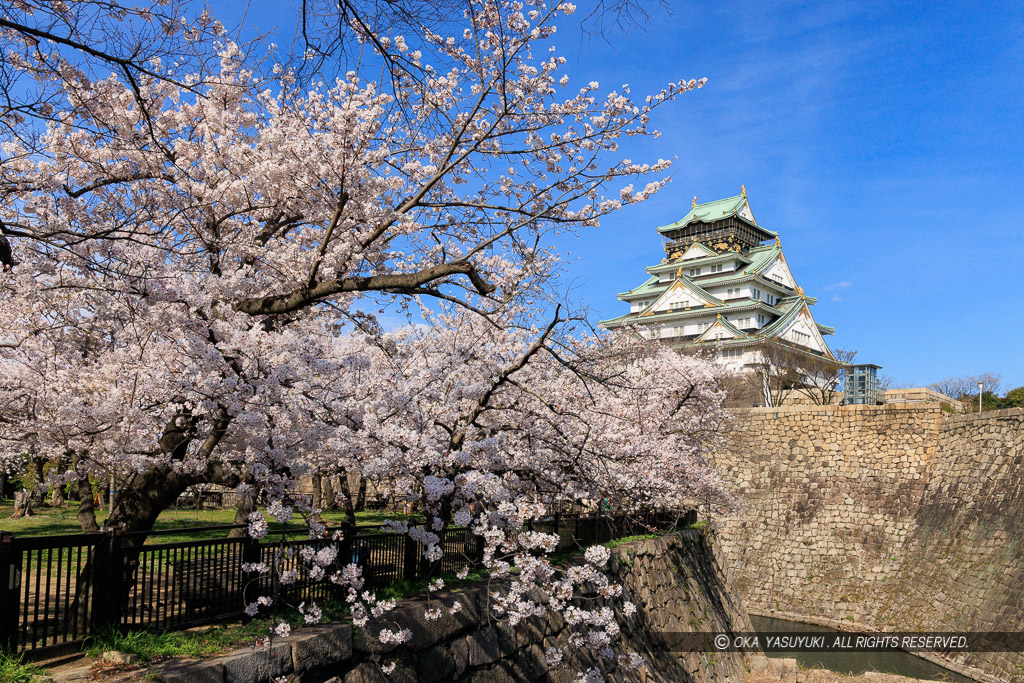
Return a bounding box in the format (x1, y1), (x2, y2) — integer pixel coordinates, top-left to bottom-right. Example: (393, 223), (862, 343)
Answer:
(542, 0), (1024, 390)
(237, 1), (1024, 390)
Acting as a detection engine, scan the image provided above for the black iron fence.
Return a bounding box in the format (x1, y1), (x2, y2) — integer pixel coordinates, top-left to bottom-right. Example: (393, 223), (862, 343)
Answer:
(0, 509), (695, 659)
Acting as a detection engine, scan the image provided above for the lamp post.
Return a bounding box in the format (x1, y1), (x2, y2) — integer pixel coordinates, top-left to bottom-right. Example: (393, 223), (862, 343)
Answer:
(978, 382), (984, 414)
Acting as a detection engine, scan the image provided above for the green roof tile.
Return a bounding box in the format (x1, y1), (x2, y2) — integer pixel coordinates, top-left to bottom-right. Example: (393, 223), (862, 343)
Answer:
(658, 195), (750, 232)
(617, 275), (664, 299)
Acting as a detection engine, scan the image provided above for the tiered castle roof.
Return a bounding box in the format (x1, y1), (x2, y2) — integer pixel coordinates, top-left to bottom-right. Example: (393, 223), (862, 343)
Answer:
(600, 191), (835, 364)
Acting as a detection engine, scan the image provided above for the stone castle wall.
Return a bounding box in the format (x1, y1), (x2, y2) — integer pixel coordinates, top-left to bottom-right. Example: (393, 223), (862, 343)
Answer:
(156, 530), (755, 683)
(714, 405), (1024, 682)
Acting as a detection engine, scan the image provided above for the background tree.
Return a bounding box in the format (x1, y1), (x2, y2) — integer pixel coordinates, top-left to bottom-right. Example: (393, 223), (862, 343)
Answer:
(1001, 386), (1024, 409)
(750, 340), (807, 407)
(929, 372), (1002, 402)
(796, 347), (856, 406)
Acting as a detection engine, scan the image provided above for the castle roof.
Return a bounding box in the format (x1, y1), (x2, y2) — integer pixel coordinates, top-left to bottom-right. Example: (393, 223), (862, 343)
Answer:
(656, 194), (777, 237)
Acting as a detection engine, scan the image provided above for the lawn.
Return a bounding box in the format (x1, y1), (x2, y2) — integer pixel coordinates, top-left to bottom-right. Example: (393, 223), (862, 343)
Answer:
(0, 500), (413, 543)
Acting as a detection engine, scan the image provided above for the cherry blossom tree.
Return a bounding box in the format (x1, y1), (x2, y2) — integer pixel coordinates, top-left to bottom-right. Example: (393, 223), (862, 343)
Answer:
(237, 306), (734, 678)
(0, 0), (705, 530)
(0, 0), (734, 677)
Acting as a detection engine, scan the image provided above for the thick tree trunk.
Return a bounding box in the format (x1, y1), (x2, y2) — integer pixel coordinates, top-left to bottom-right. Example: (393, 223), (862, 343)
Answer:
(73, 454), (98, 532)
(0, 471), (7, 499)
(11, 489), (33, 518)
(72, 411), (235, 627)
(321, 476), (336, 509)
(355, 477), (367, 511)
(311, 473), (322, 519)
(49, 453), (69, 507)
(229, 483), (256, 538)
(30, 456), (47, 507)
(337, 471), (357, 525)
(76, 485), (98, 532)
(101, 464), (239, 625)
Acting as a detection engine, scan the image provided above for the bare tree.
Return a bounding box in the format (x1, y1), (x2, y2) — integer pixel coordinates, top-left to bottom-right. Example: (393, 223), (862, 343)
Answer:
(797, 348), (856, 406)
(750, 341), (807, 407)
(930, 372), (1002, 401)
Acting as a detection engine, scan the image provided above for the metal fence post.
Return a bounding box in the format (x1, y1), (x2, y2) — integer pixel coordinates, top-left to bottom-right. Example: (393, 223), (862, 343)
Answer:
(0, 532), (21, 653)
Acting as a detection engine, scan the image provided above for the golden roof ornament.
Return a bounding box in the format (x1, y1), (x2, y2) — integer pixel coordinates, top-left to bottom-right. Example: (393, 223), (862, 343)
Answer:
(775, 236), (781, 245)
(692, 196), (697, 208)
(676, 266), (682, 277)
(716, 313), (722, 320)
(741, 184), (747, 197)
(796, 286), (805, 296)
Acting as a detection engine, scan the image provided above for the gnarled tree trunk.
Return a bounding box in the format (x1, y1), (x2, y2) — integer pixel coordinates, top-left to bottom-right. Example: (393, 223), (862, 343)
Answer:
(229, 481), (256, 539)
(11, 489), (33, 518)
(72, 453), (98, 532)
(311, 473), (322, 521)
(355, 477), (367, 512)
(29, 455), (47, 507)
(337, 470), (356, 525)
(321, 476), (336, 509)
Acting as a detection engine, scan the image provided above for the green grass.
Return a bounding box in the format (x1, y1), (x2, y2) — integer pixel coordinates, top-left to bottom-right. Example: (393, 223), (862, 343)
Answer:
(603, 531), (667, 549)
(0, 653), (48, 683)
(0, 501), (415, 543)
(85, 599), (354, 663)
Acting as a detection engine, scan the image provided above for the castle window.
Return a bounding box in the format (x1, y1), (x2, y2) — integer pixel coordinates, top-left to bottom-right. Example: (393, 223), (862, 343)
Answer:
(689, 268), (701, 277)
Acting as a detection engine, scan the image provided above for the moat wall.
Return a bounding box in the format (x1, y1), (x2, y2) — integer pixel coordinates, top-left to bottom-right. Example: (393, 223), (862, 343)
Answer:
(154, 530), (754, 683)
(714, 404), (1024, 682)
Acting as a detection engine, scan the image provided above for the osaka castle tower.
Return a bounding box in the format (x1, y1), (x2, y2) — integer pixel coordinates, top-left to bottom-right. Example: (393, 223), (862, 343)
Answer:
(600, 190), (836, 369)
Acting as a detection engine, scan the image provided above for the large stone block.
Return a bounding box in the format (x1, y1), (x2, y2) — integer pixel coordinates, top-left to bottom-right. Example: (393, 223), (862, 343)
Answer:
(355, 592), (480, 653)
(464, 628), (500, 666)
(291, 623), (353, 674)
(411, 644), (456, 682)
(219, 642), (292, 683)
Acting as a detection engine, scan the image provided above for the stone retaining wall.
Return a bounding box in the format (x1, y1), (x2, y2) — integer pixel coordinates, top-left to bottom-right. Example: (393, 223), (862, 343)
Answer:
(714, 405), (1024, 683)
(153, 530), (754, 683)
